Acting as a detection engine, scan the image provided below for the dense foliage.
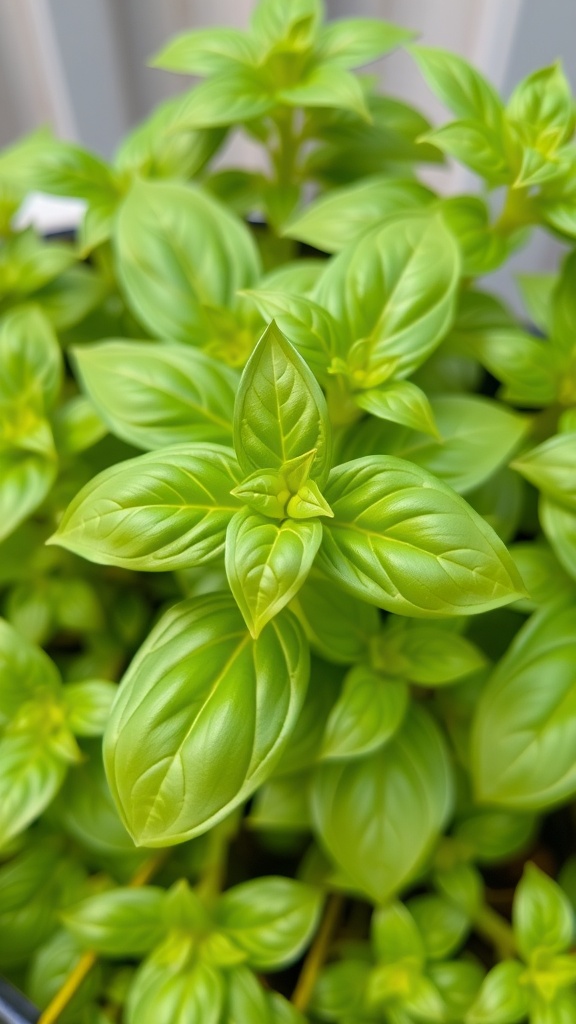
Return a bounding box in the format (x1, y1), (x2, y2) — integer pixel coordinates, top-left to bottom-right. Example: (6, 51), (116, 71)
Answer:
(1, 1), (576, 1021)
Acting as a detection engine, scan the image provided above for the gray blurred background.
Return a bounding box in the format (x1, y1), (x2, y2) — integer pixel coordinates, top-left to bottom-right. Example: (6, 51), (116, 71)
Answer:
(2, 0), (576, 290)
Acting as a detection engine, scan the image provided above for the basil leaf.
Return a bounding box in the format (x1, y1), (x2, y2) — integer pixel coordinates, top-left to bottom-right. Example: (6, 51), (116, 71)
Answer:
(234, 321), (332, 484)
(279, 64), (370, 121)
(466, 961), (529, 1024)
(0, 733), (67, 846)
(242, 291), (344, 383)
(318, 456), (524, 616)
(517, 272), (556, 335)
(407, 894), (469, 960)
(321, 665), (409, 761)
(317, 19), (413, 68)
(315, 214), (460, 380)
(291, 569), (380, 664)
(104, 594), (309, 844)
(513, 432), (576, 511)
(510, 542), (576, 611)
(284, 176), (435, 253)
(56, 752), (139, 860)
(151, 28), (258, 75)
(342, 395), (530, 494)
(114, 179), (260, 345)
(216, 877), (322, 969)
(127, 940), (225, 1024)
(226, 966), (273, 1023)
(411, 46), (504, 130)
(355, 380), (439, 437)
(249, 772), (312, 832)
(73, 341), (237, 450)
(439, 195), (511, 276)
(172, 71), (274, 130)
(250, 0), (321, 51)
(0, 451), (56, 542)
(513, 863), (574, 960)
(0, 617), (61, 726)
(460, 328), (560, 407)
(50, 444), (241, 571)
(310, 960), (372, 1021)
(423, 120), (510, 185)
(62, 680), (117, 737)
(62, 888), (167, 956)
(312, 705), (453, 902)
(540, 497), (576, 581)
(373, 618), (487, 686)
(472, 600), (576, 808)
(272, 658), (340, 777)
(508, 62), (574, 149)
(0, 306), (62, 411)
(225, 510), (322, 637)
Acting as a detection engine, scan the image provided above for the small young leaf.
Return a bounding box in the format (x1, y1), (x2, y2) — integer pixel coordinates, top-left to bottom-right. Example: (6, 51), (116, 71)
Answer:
(234, 321), (332, 484)
(318, 456), (525, 617)
(0, 617), (61, 726)
(321, 665), (408, 760)
(507, 62), (575, 149)
(50, 444), (241, 571)
(225, 510), (322, 637)
(104, 594), (309, 844)
(513, 863), (574, 959)
(171, 70), (274, 131)
(0, 306), (63, 411)
(62, 888), (167, 957)
(216, 877), (322, 970)
(73, 341), (237, 450)
(312, 705), (453, 902)
(407, 894), (469, 960)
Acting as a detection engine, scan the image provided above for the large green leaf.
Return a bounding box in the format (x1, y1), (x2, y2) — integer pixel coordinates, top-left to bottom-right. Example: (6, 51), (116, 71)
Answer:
(114, 179), (260, 345)
(315, 214), (460, 380)
(73, 341), (237, 450)
(225, 510), (322, 637)
(284, 176), (435, 253)
(312, 705), (453, 902)
(317, 19), (413, 68)
(216, 877), (322, 970)
(0, 305), (62, 411)
(234, 321), (331, 484)
(337, 395), (530, 494)
(104, 594), (309, 845)
(50, 444), (241, 571)
(472, 600), (576, 808)
(318, 456), (524, 616)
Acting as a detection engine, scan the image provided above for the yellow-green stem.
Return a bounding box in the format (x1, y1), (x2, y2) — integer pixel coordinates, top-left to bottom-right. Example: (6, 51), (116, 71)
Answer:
(292, 893), (344, 1012)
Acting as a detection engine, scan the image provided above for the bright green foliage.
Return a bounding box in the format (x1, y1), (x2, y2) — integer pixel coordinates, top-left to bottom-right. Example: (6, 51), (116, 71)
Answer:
(1, 2), (576, 1021)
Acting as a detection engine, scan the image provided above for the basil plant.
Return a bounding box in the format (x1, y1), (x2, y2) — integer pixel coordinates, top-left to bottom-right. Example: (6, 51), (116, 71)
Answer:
(0, 1), (575, 1022)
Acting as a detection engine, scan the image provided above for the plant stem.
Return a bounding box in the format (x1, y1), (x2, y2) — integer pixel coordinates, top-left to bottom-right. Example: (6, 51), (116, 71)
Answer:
(291, 893), (344, 1012)
(474, 904), (517, 960)
(493, 186), (534, 237)
(37, 851), (167, 1024)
